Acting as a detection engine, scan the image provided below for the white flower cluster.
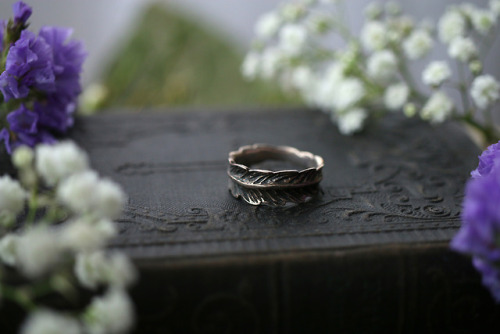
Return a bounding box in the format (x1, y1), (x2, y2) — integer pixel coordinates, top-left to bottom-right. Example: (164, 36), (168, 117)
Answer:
(244, 0), (500, 139)
(0, 141), (136, 334)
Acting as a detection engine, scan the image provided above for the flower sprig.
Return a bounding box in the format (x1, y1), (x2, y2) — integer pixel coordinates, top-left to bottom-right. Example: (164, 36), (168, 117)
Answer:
(0, 142), (137, 334)
(243, 0), (500, 144)
(0, 2), (86, 154)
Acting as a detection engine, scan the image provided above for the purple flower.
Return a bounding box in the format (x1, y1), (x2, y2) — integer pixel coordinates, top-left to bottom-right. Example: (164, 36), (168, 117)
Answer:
(471, 140), (500, 178)
(7, 104), (38, 134)
(0, 29), (55, 101)
(451, 171), (500, 262)
(473, 257), (500, 302)
(13, 1), (32, 25)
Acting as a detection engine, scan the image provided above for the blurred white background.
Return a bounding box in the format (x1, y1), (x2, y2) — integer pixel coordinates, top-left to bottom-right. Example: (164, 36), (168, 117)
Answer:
(0, 0), (497, 86)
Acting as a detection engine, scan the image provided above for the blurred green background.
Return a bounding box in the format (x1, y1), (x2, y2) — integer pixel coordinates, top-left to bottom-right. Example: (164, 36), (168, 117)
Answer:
(93, 3), (296, 111)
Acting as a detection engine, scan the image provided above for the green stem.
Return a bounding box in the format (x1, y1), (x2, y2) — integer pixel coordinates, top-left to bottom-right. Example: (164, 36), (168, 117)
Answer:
(0, 284), (36, 311)
(458, 113), (499, 145)
(25, 185), (38, 225)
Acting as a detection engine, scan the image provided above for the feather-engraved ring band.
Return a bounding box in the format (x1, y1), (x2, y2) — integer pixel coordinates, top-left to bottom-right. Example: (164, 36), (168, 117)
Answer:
(228, 144), (324, 206)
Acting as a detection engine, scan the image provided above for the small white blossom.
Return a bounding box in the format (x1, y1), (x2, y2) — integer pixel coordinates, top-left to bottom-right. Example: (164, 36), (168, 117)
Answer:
(361, 21), (388, 52)
(335, 108), (368, 135)
(403, 29), (433, 59)
(385, 1), (401, 16)
(470, 74), (500, 109)
(84, 289), (134, 334)
(491, 0), (500, 17)
(0, 234), (19, 266)
(367, 50), (398, 82)
(12, 146), (34, 170)
(57, 171), (126, 220)
(438, 10), (466, 44)
(241, 52), (260, 80)
(0, 175), (26, 218)
(16, 226), (63, 278)
(332, 78), (365, 111)
(75, 251), (136, 289)
(471, 9), (495, 35)
(307, 13), (332, 34)
(422, 61), (452, 87)
(421, 91), (454, 124)
(291, 66), (314, 90)
(61, 218), (117, 253)
(255, 12), (281, 39)
(21, 309), (81, 334)
(35, 141), (89, 186)
(364, 2), (382, 20)
(281, 3), (306, 21)
(313, 62), (345, 109)
(448, 36), (477, 62)
(279, 24), (308, 56)
(403, 103), (417, 117)
(260, 47), (284, 79)
(384, 83), (410, 111)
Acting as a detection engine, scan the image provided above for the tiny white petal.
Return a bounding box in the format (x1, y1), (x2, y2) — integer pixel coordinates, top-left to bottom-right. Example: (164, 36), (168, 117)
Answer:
(332, 78), (365, 111)
(84, 288), (135, 334)
(335, 108), (368, 135)
(0, 234), (20, 266)
(12, 146), (34, 170)
(422, 61), (452, 87)
(255, 12), (281, 39)
(421, 91), (454, 124)
(361, 21), (388, 51)
(21, 309), (81, 334)
(384, 83), (410, 111)
(448, 36), (477, 62)
(470, 75), (500, 109)
(279, 24), (308, 56)
(471, 9), (495, 35)
(241, 52), (260, 80)
(0, 175), (26, 217)
(367, 50), (398, 82)
(403, 29), (433, 60)
(35, 141), (89, 186)
(438, 9), (466, 44)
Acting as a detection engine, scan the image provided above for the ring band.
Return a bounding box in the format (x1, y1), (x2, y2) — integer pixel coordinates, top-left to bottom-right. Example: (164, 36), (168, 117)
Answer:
(228, 144), (324, 206)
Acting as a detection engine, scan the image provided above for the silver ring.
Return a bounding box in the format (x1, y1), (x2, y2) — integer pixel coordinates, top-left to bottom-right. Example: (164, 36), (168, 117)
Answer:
(228, 144), (324, 206)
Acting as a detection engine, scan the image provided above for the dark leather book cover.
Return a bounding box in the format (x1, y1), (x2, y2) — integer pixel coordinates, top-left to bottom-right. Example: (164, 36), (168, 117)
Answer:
(3, 108), (500, 333)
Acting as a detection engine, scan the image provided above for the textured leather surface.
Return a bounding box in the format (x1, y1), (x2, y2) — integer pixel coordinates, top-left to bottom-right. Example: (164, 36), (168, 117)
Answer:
(71, 108), (479, 261)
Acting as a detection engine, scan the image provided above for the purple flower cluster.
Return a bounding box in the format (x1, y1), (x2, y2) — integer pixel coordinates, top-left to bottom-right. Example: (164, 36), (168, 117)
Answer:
(451, 140), (500, 302)
(0, 1), (86, 153)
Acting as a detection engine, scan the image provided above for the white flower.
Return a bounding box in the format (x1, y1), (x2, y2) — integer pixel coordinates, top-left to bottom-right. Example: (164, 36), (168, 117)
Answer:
(312, 62), (345, 109)
(84, 289), (134, 334)
(35, 141), (89, 185)
(291, 66), (314, 90)
(421, 91), (454, 124)
(0, 175), (26, 217)
(335, 108), (368, 135)
(332, 78), (365, 111)
(0, 234), (19, 266)
(385, 1), (401, 16)
(61, 218), (117, 253)
(75, 251), (137, 289)
(470, 75), (500, 109)
(57, 171), (126, 220)
(448, 36), (477, 62)
(281, 3), (306, 21)
(438, 10), (466, 44)
(255, 12), (281, 39)
(422, 61), (452, 87)
(16, 226), (63, 278)
(471, 9), (495, 35)
(367, 50), (398, 82)
(384, 83), (410, 111)
(12, 146), (34, 170)
(361, 21), (388, 51)
(21, 309), (81, 334)
(241, 52), (260, 80)
(279, 24), (308, 56)
(491, 0), (500, 17)
(403, 29), (433, 59)
(364, 2), (382, 20)
(260, 47), (284, 79)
